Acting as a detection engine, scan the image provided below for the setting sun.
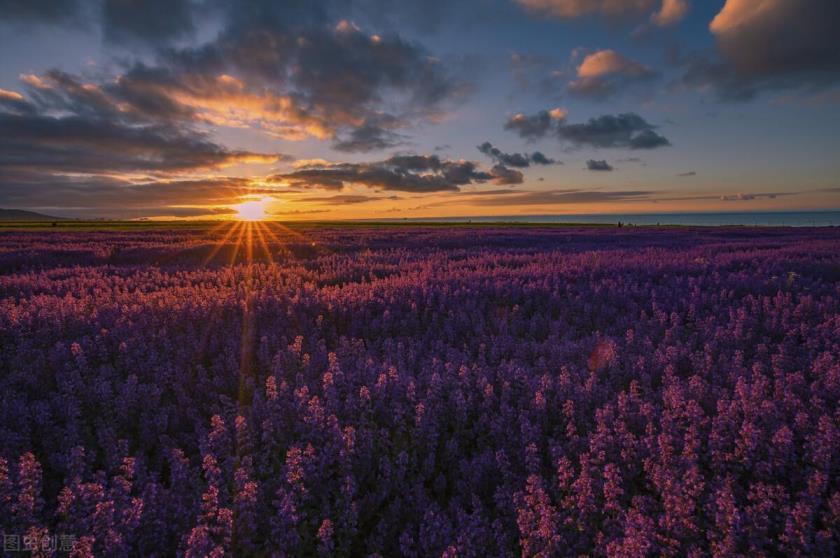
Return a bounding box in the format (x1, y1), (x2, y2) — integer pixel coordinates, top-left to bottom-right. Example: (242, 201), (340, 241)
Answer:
(235, 198), (270, 221)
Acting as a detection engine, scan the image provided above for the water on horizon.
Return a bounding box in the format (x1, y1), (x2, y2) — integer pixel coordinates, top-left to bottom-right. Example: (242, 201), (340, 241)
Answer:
(393, 211), (840, 227)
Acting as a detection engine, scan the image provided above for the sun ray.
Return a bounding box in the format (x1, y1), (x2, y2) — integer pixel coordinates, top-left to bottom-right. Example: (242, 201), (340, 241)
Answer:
(229, 220), (248, 265)
(245, 221), (255, 263)
(253, 221), (275, 263)
(265, 221), (332, 257)
(203, 221), (242, 265)
(255, 220), (296, 260)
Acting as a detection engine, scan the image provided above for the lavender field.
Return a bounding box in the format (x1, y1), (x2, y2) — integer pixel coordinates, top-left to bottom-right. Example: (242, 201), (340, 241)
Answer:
(1, 224), (839, 557)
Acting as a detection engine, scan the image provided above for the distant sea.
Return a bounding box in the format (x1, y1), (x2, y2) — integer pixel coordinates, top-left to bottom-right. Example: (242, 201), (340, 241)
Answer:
(392, 211), (840, 227)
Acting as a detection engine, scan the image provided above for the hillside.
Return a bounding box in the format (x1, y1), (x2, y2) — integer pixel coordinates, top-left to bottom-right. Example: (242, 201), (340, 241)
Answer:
(0, 208), (66, 221)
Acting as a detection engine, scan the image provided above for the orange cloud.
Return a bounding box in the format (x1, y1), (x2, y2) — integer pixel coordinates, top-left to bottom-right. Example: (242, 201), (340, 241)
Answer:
(549, 108), (568, 120)
(0, 89), (23, 101)
(568, 50), (656, 99)
(651, 0), (689, 26)
(116, 73), (339, 140)
(516, 0), (654, 18)
(19, 74), (49, 89)
(0, 88), (24, 101)
(710, 0), (778, 35)
(576, 50), (649, 78)
(517, 0), (687, 24)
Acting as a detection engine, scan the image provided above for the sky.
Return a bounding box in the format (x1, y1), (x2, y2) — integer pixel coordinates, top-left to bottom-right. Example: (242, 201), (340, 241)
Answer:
(0, 0), (839, 219)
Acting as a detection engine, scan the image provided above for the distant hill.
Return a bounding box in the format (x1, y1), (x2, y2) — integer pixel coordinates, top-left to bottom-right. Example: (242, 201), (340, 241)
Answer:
(0, 209), (67, 221)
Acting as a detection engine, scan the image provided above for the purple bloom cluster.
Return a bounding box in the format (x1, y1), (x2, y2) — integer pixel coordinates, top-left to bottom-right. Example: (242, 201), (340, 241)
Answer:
(1, 225), (839, 556)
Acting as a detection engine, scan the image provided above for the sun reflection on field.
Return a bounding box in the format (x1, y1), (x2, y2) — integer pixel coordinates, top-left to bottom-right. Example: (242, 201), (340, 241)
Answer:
(201, 218), (325, 266)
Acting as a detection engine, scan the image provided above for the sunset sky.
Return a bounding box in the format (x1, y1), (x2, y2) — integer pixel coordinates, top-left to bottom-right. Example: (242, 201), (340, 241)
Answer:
(1, 0), (839, 219)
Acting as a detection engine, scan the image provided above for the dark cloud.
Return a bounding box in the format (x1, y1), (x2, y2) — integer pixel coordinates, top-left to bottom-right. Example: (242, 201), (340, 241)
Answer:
(677, 171), (696, 176)
(477, 141), (555, 167)
(270, 154), (518, 193)
(531, 152), (557, 165)
(333, 122), (406, 152)
(680, 0), (840, 100)
(4, 2), (467, 152)
(102, 0), (196, 44)
(504, 109), (566, 141)
(505, 110), (670, 150)
(114, 19), (465, 148)
(0, 0), (81, 24)
(586, 159), (613, 171)
(0, 112), (277, 176)
(478, 142), (529, 167)
(719, 192), (783, 202)
(0, 0), (505, 41)
(559, 114), (670, 149)
(489, 164), (525, 185)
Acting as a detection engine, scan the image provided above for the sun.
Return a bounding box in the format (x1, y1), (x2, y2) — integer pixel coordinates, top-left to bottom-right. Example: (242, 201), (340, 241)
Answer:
(235, 198), (270, 221)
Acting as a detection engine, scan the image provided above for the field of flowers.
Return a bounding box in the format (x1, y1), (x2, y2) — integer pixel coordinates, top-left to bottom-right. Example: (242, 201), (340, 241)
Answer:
(1, 223), (839, 557)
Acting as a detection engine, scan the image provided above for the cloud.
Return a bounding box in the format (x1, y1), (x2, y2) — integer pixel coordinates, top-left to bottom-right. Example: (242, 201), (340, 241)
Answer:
(477, 142), (556, 167)
(0, 112), (278, 176)
(568, 50), (657, 100)
(269, 154), (520, 192)
(489, 164), (525, 185)
(557, 113), (670, 149)
(454, 187), (803, 207)
(332, 121), (406, 152)
(268, 208), (331, 216)
(0, 0), (81, 24)
(4, 4), (467, 150)
(531, 152), (557, 165)
(0, 174), (286, 217)
(650, 0), (688, 26)
(103, 27), (461, 146)
(504, 108), (567, 141)
(101, 0), (196, 44)
(154, 20), (463, 148)
(586, 159), (613, 171)
(719, 192), (783, 201)
(515, 0), (688, 25)
(0, 69), (290, 217)
(576, 50), (652, 80)
(297, 194), (400, 205)
(0, 88), (35, 115)
(505, 110), (670, 149)
(681, 0), (840, 100)
(460, 188), (654, 206)
(677, 171), (696, 176)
